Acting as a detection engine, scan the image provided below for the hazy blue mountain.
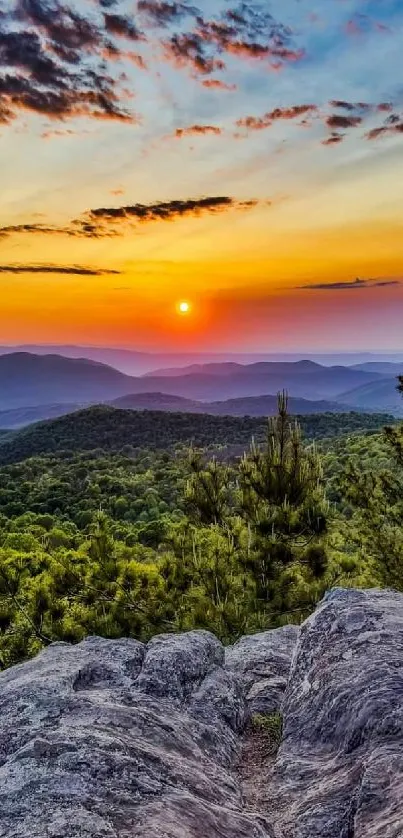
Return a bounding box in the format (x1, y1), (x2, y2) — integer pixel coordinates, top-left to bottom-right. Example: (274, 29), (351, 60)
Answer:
(338, 378), (403, 415)
(0, 392), (356, 429)
(112, 392), (352, 416)
(0, 353), (136, 409)
(144, 360), (323, 378)
(0, 345), (401, 376)
(352, 362), (403, 375)
(0, 403), (82, 429)
(0, 352), (395, 414)
(138, 363), (385, 402)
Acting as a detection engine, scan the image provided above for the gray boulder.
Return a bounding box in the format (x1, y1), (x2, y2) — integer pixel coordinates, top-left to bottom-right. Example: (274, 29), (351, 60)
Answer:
(0, 631), (276, 838)
(3, 588), (403, 838)
(273, 588), (403, 838)
(225, 625), (299, 716)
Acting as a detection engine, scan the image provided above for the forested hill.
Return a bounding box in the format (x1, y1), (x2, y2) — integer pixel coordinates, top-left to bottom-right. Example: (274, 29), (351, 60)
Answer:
(0, 405), (396, 465)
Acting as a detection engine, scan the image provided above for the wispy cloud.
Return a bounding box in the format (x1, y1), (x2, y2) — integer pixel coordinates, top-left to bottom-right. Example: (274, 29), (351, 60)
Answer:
(236, 104), (318, 132)
(173, 124), (222, 138)
(0, 195), (261, 241)
(365, 114), (403, 140)
(80, 196), (259, 234)
(0, 263), (121, 275)
(299, 277), (401, 291)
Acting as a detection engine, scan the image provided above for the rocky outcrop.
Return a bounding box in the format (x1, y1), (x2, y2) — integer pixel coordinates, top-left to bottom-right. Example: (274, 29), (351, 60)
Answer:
(273, 588), (403, 838)
(0, 630), (291, 838)
(1, 588), (403, 838)
(226, 625), (299, 717)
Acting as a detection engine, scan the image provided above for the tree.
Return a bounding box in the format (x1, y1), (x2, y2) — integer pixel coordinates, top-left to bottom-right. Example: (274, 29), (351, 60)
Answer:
(342, 376), (403, 588)
(167, 394), (330, 634)
(237, 392), (329, 618)
(185, 449), (233, 525)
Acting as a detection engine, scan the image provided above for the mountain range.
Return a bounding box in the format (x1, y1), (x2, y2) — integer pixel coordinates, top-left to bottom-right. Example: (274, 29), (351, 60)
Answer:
(0, 345), (402, 376)
(0, 352), (400, 422)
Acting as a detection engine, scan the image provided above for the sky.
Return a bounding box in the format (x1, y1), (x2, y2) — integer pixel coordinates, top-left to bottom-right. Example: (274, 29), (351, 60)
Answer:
(1, 0), (403, 351)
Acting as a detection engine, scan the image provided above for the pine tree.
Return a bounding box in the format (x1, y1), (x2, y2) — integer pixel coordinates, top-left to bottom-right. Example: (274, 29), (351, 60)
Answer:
(342, 377), (403, 588)
(238, 392), (328, 617)
(171, 393), (330, 631)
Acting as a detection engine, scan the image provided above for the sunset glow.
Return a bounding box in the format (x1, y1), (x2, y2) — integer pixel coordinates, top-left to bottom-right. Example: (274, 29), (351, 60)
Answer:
(179, 302), (191, 315)
(0, 0), (402, 350)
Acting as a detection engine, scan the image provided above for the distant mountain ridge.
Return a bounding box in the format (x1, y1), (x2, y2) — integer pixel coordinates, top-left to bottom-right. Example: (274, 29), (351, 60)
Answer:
(0, 353), (136, 409)
(0, 344), (402, 376)
(0, 352), (400, 417)
(111, 392), (352, 417)
(0, 406), (396, 466)
(0, 393), (360, 430)
(338, 378), (403, 415)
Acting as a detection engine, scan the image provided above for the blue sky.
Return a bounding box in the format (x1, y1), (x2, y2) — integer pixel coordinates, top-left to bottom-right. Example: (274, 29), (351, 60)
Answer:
(0, 0), (402, 349)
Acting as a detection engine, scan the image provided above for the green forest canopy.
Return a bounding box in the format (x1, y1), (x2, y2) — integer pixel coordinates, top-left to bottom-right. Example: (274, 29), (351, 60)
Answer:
(0, 396), (401, 669)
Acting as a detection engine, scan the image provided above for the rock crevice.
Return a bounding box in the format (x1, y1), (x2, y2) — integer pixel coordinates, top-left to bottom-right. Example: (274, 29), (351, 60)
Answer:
(1, 589), (403, 837)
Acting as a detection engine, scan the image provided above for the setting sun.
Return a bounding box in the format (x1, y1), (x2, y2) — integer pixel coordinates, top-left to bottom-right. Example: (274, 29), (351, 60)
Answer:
(178, 301), (191, 315)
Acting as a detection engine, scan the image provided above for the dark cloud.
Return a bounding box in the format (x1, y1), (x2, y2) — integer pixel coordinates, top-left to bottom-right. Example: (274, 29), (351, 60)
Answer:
(236, 104), (317, 131)
(80, 196), (258, 234)
(329, 100), (370, 112)
(0, 263), (120, 275)
(103, 14), (144, 41)
(137, 1), (198, 26)
(0, 223), (76, 237)
(366, 113), (403, 140)
(322, 133), (345, 146)
(163, 3), (305, 79)
(174, 124), (222, 137)
(0, 196), (260, 241)
(326, 114), (362, 129)
(299, 277), (401, 291)
(0, 0), (140, 124)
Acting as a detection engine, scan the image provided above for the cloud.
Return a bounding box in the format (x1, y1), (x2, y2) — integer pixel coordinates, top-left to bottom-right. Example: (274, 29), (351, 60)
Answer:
(365, 113), (403, 140)
(344, 14), (391, 37)
(79, 195), (258, 234)
(0, 195), (260, 241)
(103, 13), (144, 41)
(174, 124), (222, 137)
(137, 1), (198, 26)
(322, 133), (344, 146)
(236, 104), (318, 131)
(322, 100), (400, 146)
(0, 223), (77, 238)
(326, 114), (362, 129)
(299, 277), (401, 291)
(0, 263), (120, 275)
(201, 78), (237, 91)
(0, 0), (140, 124)
(163, 3), (305, 79)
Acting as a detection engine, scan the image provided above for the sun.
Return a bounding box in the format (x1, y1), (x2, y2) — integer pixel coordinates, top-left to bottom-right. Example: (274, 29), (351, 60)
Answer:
(178, 300), (191, 315)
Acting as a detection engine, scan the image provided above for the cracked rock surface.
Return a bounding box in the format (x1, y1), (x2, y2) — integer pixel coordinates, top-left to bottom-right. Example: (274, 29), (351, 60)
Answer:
(0, 631), (283, 838)
(1, 589), (403, 837)
(272, 588), (403, 838)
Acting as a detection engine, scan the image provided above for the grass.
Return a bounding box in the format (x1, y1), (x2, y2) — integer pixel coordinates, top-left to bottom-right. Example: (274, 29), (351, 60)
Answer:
(250, 711), (283, 748)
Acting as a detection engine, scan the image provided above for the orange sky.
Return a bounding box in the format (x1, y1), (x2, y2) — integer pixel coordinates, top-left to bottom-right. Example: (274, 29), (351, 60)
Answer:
(1, 0), (403, 349)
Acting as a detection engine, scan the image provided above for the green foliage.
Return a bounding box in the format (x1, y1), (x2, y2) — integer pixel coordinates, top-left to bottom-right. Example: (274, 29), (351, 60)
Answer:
(251, 712), (283, 746)
(0, 395), (401, 670)
(163, 395), (332, 637)
(341, 422), (403, 589)
(0, 405), (395, 466)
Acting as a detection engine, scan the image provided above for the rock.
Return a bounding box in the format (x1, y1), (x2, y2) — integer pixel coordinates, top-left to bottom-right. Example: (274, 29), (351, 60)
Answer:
(0, 631), (276, 838)
(272, 588), (403, 838)
(225, 625), (299, 716)
(3, 588), (403, 838)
